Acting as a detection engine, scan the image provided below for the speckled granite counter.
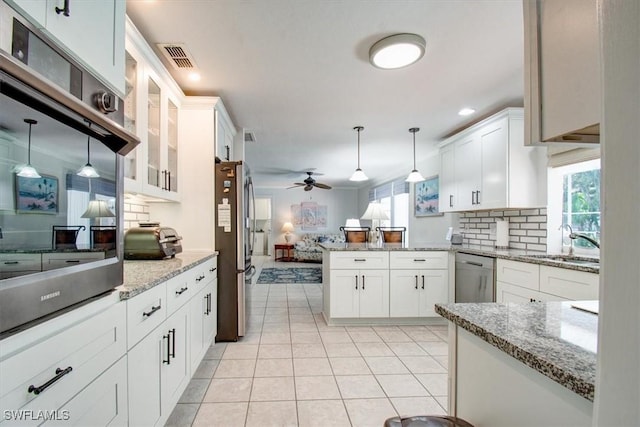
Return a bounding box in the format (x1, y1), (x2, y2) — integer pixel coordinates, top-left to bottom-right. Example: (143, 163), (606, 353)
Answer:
(319, 243), (599, 273)
(435, 301), (597, 401)
(119, 251), (217, 300)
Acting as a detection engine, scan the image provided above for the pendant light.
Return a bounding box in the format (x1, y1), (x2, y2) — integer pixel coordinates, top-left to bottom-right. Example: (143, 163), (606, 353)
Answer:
(15, 119), (41, 178)
(349, 126), (368, 182)
(77, 132), (100, 178)
(406, 127), (425, 183)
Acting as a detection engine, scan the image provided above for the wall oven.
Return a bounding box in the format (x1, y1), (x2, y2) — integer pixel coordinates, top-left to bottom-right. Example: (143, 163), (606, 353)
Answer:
(0, 6), (139, 335)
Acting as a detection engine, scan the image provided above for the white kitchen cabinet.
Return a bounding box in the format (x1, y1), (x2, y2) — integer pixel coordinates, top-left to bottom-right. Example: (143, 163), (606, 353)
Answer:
(0, 297), (126, 426)
(329, 268), (389, 318)
(128, 302), (190, 427)
(0, 253), (41, 279)
(523, 0), (600, 144)
(123, 21), (182, 202)
(439, 108), (544, 212)
(496, 259), (598, 302)
(389, 251), (449, 317)
(190, 279), (217, 372)
(216, 107), (237, 161)
(8, 0), (125, 95)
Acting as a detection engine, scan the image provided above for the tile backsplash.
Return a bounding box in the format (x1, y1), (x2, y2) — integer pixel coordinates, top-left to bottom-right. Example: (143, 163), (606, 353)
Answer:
(459, 208), (547, 252)
(124, 199), (150, 230)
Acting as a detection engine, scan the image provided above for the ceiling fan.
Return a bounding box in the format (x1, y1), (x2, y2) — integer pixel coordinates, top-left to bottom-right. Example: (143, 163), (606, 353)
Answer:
(288, 172), (332, 191)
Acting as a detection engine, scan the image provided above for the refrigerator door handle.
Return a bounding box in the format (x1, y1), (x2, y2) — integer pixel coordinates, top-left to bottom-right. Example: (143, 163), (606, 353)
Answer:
(249, 177), (256, 256)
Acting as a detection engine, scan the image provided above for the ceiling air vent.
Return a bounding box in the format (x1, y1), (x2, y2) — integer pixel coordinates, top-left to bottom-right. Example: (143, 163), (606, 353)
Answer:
(157, 43), (198, 69)
(244, 130), (257, 143)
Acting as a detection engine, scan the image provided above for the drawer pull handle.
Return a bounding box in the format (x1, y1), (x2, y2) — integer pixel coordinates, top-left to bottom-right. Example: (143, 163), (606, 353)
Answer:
(4, 261), (19, 265)
(175, 287), (188, 296)
(354, 259), (366, 262)
(143, 305), (161, 318)
(413, 259), (426, 262)
(28, 366), (72, 395)
(422, 275), (425, 290)
(415, 275), (418, 289)
(196, 274), (206, 282)
(209, 267), (216, 272)
(65, 260), (81, 263)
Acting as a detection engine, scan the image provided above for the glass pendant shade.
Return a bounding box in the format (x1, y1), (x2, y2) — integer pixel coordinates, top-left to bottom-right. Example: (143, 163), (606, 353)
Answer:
(77, 135), (100, 178)
(349, 126), (368, 182)
(17, 119), (41, 178)
(406, 127), (425, 183)
(81, 200), (115, 218)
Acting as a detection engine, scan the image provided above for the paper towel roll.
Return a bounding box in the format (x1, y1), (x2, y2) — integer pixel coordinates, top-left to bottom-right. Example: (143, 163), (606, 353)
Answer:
(496, 219), (509, 248)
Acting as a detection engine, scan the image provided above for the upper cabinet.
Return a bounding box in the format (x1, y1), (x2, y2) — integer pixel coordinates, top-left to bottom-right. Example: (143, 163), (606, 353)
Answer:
(123, 20), (183, 202)
(215, 106), (236, 161)
(8, 0), (126, 95)
(523, 0), (600, 145)
(439, 108), (545, 213)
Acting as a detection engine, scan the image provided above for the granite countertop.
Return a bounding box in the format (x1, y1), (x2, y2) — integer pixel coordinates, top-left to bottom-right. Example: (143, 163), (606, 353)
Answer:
(319, 243), (599, 273)
(119, 251), (217, 300)
(435, 301), (598, 401)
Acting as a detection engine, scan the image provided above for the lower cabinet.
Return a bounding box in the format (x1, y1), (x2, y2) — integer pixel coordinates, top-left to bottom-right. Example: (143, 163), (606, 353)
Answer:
(190, 279), (217, 372)
(496, 281), (569, 303)
(389, 269), (448, 317)
(329, 269), (389, 318)
(128, 303), (190, 427)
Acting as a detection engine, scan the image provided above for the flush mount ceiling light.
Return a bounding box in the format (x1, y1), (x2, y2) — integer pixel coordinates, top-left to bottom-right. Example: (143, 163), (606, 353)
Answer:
(369, 33), (426, 70)
(406, 127), (425, 183)
(15, 119), (41, 178)
(458, 107), (476, 116)
(349, 126), (368, 182)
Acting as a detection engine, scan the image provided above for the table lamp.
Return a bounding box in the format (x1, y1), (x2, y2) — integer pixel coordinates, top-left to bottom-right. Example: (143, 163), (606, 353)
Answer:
(360, 202), (389, 243)
(281, 222), (294, 243)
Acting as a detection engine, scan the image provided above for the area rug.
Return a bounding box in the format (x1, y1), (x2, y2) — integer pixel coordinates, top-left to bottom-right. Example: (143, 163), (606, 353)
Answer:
(256, 267), (322, 284)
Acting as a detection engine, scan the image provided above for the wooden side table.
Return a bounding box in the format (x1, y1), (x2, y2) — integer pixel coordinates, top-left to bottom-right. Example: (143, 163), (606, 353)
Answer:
(274, 243), (295, 262)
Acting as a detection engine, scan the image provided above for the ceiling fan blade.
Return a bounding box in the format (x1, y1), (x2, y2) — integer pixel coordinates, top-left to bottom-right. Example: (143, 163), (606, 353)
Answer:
(286, 184), (304, 189)
(314, 183), (332, 190)
(293, 182), (306, 186)
(304, 185), (313, 191)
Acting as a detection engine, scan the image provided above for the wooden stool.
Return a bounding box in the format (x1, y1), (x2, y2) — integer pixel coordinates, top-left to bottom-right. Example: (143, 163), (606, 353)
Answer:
(384, 415), (474, 427)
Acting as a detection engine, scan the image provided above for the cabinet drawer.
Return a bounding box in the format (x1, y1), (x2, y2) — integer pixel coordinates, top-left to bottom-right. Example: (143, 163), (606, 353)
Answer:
(41, 252), (105, 271)
(166, 274), (191, 316)
(496, 259), (540, 290)
(0, 253), (41, 273)
(126, 282), (167, 349)
(0, 302), (126, 418)
(390, 251), (448, 269)
(330, 251), (389, 269)
(539, 266), (599, 300)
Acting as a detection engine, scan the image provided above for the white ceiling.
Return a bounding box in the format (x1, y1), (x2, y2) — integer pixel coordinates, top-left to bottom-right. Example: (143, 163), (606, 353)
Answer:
(126, 0), (524, 190)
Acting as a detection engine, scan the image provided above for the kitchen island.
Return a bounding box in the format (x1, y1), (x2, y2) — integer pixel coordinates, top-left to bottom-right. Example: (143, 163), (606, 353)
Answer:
(436, 301), (596, 426)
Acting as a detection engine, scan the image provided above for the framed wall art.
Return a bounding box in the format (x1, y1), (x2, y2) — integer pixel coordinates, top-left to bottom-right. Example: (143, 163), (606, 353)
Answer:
(15, 174), (59, 214)
(415, 175), (442, 217)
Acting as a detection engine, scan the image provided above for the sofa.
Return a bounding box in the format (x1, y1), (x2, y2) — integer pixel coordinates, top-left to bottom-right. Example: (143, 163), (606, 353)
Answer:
(293, 233), (345, 262)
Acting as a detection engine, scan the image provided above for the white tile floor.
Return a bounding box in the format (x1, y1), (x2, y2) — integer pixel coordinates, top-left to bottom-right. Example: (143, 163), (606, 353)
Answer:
(165, 256), (449, 427)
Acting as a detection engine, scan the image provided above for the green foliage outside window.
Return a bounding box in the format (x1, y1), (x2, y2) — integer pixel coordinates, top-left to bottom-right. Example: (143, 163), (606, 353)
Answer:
(562, 169), (601, 248)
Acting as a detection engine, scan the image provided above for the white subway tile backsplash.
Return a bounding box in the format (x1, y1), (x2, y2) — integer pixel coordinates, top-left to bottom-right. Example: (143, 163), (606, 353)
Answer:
(460, 207), (547, 251)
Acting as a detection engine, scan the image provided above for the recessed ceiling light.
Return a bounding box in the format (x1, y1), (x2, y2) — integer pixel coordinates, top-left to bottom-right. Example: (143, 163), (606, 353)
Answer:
(369, 34), (426, 70)
(458, 108), (476, 116)
(188, 72), (201, 82)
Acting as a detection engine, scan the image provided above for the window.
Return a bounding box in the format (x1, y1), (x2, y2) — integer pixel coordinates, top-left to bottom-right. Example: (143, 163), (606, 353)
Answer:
(548, 159), (601, 253)
(369, 179), (410, 230)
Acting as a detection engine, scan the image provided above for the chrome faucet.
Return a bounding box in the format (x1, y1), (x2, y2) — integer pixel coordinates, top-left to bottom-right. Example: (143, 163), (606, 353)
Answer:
(569, 232), (600, 249)
(559, 223), (574, 255)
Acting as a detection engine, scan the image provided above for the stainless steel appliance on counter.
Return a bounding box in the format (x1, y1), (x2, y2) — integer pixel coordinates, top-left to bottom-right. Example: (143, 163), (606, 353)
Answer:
(455, 252), (496, 303)
(214, 161), (255, 341)
(0, 6), (139, 335)
(124, 222), (182, 260)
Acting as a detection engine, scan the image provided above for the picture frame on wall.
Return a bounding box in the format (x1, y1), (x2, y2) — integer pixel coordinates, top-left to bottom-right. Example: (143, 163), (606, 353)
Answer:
(15, 174), (59, 214)
(415, 175), (443, 217)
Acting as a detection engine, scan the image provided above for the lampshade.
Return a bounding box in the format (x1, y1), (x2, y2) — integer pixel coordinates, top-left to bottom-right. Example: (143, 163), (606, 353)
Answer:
(349, 126), (368, 182)
(81, 200), (115, 218)
(360, 202), (389, 221)
(16, 119), (41, 178)
(281, 222), (294, 233)
(345, 218), (361, 227)
(369, 34), (426, 70)
(77, 132), (100, 178)
(406, 127), (425, 183)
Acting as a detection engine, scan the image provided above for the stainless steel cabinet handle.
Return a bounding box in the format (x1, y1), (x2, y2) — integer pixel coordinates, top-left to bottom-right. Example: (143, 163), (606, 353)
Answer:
(449, 194), (453, 207)
(476, 190), (481, 204)
(415, 275), (418, 289)
(55, 0), (70, 16)
(175, 286), (188, 296)
(413, 259), (426, 262)
(143, 304), (161, 317)
(169, 328), (176, 359)
(4, 261), (19, 264)
(462, 260), (483, 267)
(354, 258), (366, 262)
(362, 275), (365, 290)
(422, 275), (425, 289)
(163, 333), (171, 365)
(355, 275), (358, 290)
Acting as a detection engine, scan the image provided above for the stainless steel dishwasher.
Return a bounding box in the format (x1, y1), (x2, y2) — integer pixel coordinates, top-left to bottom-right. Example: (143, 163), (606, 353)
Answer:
(455, 253), (496, 302)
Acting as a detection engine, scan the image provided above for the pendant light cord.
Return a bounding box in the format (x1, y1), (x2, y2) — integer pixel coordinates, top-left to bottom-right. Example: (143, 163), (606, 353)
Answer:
(410, 127), (420, 170)
(27, 123), (32, 165)
(354, 126), (364, 169)
(86, 135), (91, 165)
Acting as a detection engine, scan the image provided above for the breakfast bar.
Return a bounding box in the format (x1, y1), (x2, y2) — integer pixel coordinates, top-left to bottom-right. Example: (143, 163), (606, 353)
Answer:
(436, 301), (596, 426)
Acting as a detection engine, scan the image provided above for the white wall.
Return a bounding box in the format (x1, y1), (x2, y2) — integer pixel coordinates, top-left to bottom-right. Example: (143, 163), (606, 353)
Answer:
(255, 187), (359, 246)
(593, 1), (640, 424)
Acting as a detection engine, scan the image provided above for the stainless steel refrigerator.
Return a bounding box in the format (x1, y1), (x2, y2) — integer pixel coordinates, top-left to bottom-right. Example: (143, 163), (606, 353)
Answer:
(215, 161), (255, 341)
